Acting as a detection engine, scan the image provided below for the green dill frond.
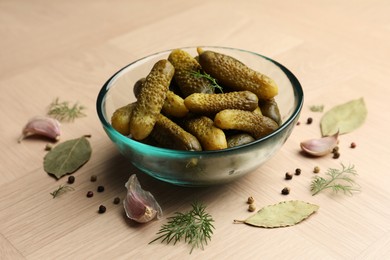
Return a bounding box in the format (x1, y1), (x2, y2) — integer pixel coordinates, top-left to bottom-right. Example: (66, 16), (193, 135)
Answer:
(50, 184), (74, 198)
(189, 70), (224, 93)
(150, 202), (215, 254)
(48, 97), (86, 122)
(311, 163), (360, 196)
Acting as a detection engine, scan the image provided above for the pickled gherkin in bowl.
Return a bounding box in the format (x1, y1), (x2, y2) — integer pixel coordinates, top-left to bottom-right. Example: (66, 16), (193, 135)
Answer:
(112, 48), (279, 150)
(97, 47), (303, 186)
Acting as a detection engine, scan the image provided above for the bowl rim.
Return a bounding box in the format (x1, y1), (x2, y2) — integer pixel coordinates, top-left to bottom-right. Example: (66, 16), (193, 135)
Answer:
(96, 46), (304, 155)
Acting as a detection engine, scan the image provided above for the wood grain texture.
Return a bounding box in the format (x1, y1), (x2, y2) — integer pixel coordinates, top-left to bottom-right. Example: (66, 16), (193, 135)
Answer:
(1, 0), (390, 259)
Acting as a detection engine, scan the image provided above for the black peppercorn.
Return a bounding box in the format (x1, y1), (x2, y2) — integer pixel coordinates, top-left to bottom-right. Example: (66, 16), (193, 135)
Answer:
(86, 191), (94, 198)
(98, 205), (106, 214)
(333, 152), (340, 159)
(350, 142), (356, 148)
(90, 175), (97, 182)
(285, 172), (293, 180)
(113, 197), (120, 204)
(306, 117), (313, 124)
(281, 187), (290, 195)
(295, 168), (301, 175)
(67, 175), (75, 184)
(97, 186), (105, 192)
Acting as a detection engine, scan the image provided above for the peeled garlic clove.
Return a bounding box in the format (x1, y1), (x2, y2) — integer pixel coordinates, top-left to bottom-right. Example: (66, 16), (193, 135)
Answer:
(18, 116), (61, 143)
(300, 132), (339, 156)
(124, 174), (162, 223)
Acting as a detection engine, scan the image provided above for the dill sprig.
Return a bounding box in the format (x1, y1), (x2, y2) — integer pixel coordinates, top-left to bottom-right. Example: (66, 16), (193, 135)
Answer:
(50, 184), (74, 198)
(190, 70), (224, 93)
(311, 163), (361, 196)
(150, 202), (215, 254)
(48, 98), (86, 122)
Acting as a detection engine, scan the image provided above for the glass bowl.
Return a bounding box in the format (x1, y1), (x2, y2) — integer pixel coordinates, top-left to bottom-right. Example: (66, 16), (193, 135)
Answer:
(97, 46), (303, 186)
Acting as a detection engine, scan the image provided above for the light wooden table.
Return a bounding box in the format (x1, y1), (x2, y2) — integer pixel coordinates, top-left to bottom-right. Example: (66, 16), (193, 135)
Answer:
(1, 0), (390, 259)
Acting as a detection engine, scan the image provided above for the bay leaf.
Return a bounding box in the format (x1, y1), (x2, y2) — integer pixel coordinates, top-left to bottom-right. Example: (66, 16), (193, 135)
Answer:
(44, 136), (92, 179)
(234, 200), (319, 228)
(320, 98), (367, 136)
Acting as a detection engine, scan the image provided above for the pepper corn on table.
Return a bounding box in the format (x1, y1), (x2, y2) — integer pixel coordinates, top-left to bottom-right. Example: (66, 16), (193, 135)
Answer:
(1, 0), (390, 259)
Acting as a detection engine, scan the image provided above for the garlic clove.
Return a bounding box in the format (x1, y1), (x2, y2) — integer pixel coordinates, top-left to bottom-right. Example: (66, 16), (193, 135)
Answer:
(18, 116), (61, 143)
(123, 174), (162, 223)
(300, 132), (339, 156)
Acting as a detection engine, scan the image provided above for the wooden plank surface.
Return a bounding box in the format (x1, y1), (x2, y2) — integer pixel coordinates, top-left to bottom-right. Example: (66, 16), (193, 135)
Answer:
(1, 0), (390, 259)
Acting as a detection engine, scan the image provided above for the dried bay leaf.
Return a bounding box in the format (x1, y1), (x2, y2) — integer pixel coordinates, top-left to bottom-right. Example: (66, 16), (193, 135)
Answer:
(44, 136), (92, 179)
(234, 200), (319, 228)
(320, 98), (367, 136)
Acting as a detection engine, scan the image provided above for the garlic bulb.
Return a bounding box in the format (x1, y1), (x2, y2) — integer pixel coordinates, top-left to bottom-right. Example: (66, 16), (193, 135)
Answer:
(123, 174), (162, 223)
(300, 132), (339, 156)
(18, 116), (61, 143)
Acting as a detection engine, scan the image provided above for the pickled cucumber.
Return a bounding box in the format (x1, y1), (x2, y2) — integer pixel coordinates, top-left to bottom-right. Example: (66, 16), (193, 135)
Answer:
(162, 90), (189, 118)
(168, 49), (214, 97)
(182, 116), (227, 150)
(184, 91), (258, 114)
(252, 106), (263, 115)
(113, 48), (283, 151)
(259, 98), (282, 125)
(129, 59), (174, 140)
(111, 103), (135, 135)
(214, 109), (278, 139)
(198, 50), (278, 100)
(133, 78), (188, 118)
(150, 113), (202, 151)
(227, 133), (255, 148)
(133, 78), (145, 98)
